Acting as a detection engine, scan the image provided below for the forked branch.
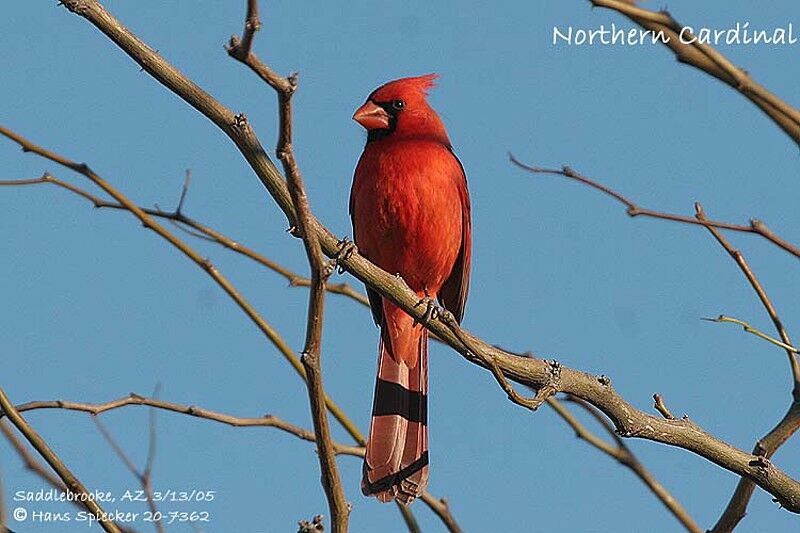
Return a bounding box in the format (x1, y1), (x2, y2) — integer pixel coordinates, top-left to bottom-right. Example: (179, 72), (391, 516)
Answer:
(695, 203), (800, 532)
(509, 156), (800, 259)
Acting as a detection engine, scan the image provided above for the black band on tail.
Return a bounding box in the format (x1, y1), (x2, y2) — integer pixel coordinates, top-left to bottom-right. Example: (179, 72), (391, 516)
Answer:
(372, 378), (427, 424)
(362, 451), (430, 495)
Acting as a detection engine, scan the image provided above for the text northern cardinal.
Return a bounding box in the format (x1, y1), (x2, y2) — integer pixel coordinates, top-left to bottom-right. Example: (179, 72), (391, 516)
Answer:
(350, 74), (472, 504)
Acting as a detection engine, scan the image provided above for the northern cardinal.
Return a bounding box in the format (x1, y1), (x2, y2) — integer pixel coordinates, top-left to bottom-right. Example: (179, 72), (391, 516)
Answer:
(350, 74), (472, 503)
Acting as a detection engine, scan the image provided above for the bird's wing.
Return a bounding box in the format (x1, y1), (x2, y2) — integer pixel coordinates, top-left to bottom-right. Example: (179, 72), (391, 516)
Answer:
(438, 149), (472, 323)
(350, 179), (385, 327)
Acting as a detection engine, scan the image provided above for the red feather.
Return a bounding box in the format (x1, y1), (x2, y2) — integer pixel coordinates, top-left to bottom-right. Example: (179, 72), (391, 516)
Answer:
(350, 75), (472, 503)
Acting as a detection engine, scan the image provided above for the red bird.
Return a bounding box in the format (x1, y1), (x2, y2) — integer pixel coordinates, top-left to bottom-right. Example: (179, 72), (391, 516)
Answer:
(350, 74), (472, 504)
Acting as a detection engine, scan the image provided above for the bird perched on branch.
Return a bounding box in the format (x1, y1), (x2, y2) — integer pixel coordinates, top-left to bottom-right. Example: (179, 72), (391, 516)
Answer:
(350, 74), (472, 504)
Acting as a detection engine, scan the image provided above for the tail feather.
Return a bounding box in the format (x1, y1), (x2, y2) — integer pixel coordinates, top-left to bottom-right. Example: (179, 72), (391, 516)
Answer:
(362, 305), (429, 504)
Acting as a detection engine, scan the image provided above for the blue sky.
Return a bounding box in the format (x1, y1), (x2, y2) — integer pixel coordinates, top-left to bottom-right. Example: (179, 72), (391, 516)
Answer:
(2, 1), (799, 532)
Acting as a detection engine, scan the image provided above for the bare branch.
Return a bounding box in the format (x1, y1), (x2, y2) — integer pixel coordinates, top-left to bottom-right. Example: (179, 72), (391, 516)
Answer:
(228, 2), (430, 529)
(509, 156), (800, 259)
(0, 388), (123, 533)
(441, 310), (560, 411)
(93, 417), (165, 533)
(703, 315), (799, 354)
(47, 0), (800, 512)
(90, 384), (164, 533)
(0, 174), (368, 306)
(695, 204), (799, 395)
(653, 394), (677, 421)
(695, 203), (800, 531)
(589, 0), (800, 147)
(175, 170), (191, 215)
(710, 402), (800, 533)
(6, 394), (364, 458)
(0, 131), (447, 532)
(417, 494), (463, 533)
(226, 3), (294, 97)
(240, 14), (350, 528)
(1, 420), (68, 493)
(504, 348), (699, 532)
(143, 384), (160, 485)
(553, 396), (701, 533)
(0, 125), (365, 454)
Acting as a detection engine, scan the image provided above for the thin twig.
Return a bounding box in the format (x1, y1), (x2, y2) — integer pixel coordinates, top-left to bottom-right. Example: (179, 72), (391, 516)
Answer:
(92, 383), (164, 533)
(0, 125), (365, 459)
(228, 2), (421, 529)
(0, 135), (439, 533)
(0, 174), (369, 306)
(0, 421), (131, 528)
(143, 384), (160, 491)
(653, 394), (677, 421)
(418, 494), (463, 533)
(93, 417), (165, 533)
(247, 21), (350, 530)
(552, 396), (701, 533)
(6, 394), (364, 458)
(703, 315), (798, 354)
(441, 310), (559, 411)
(695, 203), (800, 532)
(0, 420), (68, 493)
(0, 388), (123, 533)
(695, 203), (799, 394)
(506, 346), (699, 532)
(228, 0), (261, 62)
(509, 155), (800, 259)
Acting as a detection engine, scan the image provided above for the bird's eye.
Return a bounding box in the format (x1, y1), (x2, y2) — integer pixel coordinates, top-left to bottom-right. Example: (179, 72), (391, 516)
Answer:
(391, 99), (405, 110)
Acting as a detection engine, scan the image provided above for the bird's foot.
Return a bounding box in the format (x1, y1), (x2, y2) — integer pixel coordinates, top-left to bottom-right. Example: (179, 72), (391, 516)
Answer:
(413, 292), (442, 327)
(323, 237), (358, 278)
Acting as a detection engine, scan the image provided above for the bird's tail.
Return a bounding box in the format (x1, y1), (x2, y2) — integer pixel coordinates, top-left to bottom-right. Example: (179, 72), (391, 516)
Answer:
(362, 302), (429, 504)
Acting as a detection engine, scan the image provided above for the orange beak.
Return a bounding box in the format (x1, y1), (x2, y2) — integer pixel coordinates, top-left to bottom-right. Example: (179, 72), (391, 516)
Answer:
(353, 101), (390, 130)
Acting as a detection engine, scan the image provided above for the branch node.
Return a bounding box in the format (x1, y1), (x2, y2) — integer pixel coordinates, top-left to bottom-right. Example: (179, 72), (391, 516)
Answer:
(297, 514), (325, 533)
(245, 18), (261, 33)
(749, 456), (771, 469)
(653, 393), (676, 420)
(200, 257), (216, 273)
(59, 0), (89, 15)
(287, 72), (300, 92)
(300, 350), (317, 366)
(232, 113), (249, 129)
(287, 224), (302, 238)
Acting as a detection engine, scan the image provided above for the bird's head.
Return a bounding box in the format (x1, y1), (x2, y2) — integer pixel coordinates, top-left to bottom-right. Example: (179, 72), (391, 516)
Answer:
(353, 74), (449, 145)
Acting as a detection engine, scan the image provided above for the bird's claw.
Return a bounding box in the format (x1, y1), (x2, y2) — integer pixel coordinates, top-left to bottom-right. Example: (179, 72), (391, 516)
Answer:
(335, 237), (357, 267)
(324, 237), (358, 278)
(413, 294), (441, 327)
